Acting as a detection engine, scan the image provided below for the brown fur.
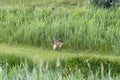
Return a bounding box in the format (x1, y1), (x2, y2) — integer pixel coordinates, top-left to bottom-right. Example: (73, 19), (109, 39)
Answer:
(52, 37), (63, 50)
(56, 42), (63, 48)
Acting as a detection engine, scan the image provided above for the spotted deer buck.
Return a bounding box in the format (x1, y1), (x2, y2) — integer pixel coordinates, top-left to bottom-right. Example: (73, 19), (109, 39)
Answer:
(52, 37), (63, 50)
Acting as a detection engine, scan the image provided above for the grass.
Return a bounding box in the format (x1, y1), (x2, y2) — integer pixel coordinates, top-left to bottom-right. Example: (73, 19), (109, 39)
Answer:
(0, 0), (119, 52)
(0, 44), (119, 61)
(0, 0), (86, 8)
(0, 58), (120, 80)
(0, 0), (119, 79)
(0, 44), (77, 61)
(0, 44), (120, 72)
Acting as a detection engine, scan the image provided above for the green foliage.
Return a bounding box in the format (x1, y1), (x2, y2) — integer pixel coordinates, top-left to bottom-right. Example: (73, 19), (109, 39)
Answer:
(0, 45), (120, 76)
(60, 55), (120, 75)
(0, 0), (119, 79)
(0, 57), (120, 80)
(0, 0), (85, 8)
(0, 53), (33, 68)
(0, 7), (120, 52)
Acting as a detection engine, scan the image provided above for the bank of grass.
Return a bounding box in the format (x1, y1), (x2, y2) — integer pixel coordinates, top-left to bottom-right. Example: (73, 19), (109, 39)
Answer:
(0, 0), (86, 8)
(0, 44), (77, 61)
(0, 51), (120, 80)
(0, 0), (119, 79)
(0, 6), (120, 52)
(0, 64), (120, 80)
(0, 44), (120, 74)
(0, 44), (77, 66)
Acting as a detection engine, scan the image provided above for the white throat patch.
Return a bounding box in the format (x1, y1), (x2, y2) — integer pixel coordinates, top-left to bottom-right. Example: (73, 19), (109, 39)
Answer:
(53, 44), (57, 50)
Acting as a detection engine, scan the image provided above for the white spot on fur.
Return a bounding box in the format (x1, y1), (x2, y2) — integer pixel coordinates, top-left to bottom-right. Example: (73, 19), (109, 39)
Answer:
(53, 44), (57, 50)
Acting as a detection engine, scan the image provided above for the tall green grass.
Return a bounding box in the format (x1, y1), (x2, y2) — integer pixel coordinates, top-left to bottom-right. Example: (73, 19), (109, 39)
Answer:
(0, 61), (120, 80)
(0, 6), (120, 52)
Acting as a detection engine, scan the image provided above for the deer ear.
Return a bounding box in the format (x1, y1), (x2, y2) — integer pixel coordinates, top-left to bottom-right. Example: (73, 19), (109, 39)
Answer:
(52, 37), (56, 44)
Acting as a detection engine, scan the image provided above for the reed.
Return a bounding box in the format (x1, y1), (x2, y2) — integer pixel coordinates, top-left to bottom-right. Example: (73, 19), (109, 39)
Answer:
(0, 5), (119, 52)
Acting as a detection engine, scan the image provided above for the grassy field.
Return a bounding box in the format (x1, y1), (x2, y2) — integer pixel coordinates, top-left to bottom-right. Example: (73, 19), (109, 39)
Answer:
(0, 63), (120, 80)
(0, 0), (88, 8)
(0, 44), (119, 61)
(0, 44), (78, 61)
(0, 44), (120, 79)
(0, 0), (119, 52)
(0, 0), (120, 79)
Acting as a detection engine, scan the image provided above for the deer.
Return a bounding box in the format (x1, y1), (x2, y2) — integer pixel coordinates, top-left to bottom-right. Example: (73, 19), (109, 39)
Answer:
(52, 37), (63, 50)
